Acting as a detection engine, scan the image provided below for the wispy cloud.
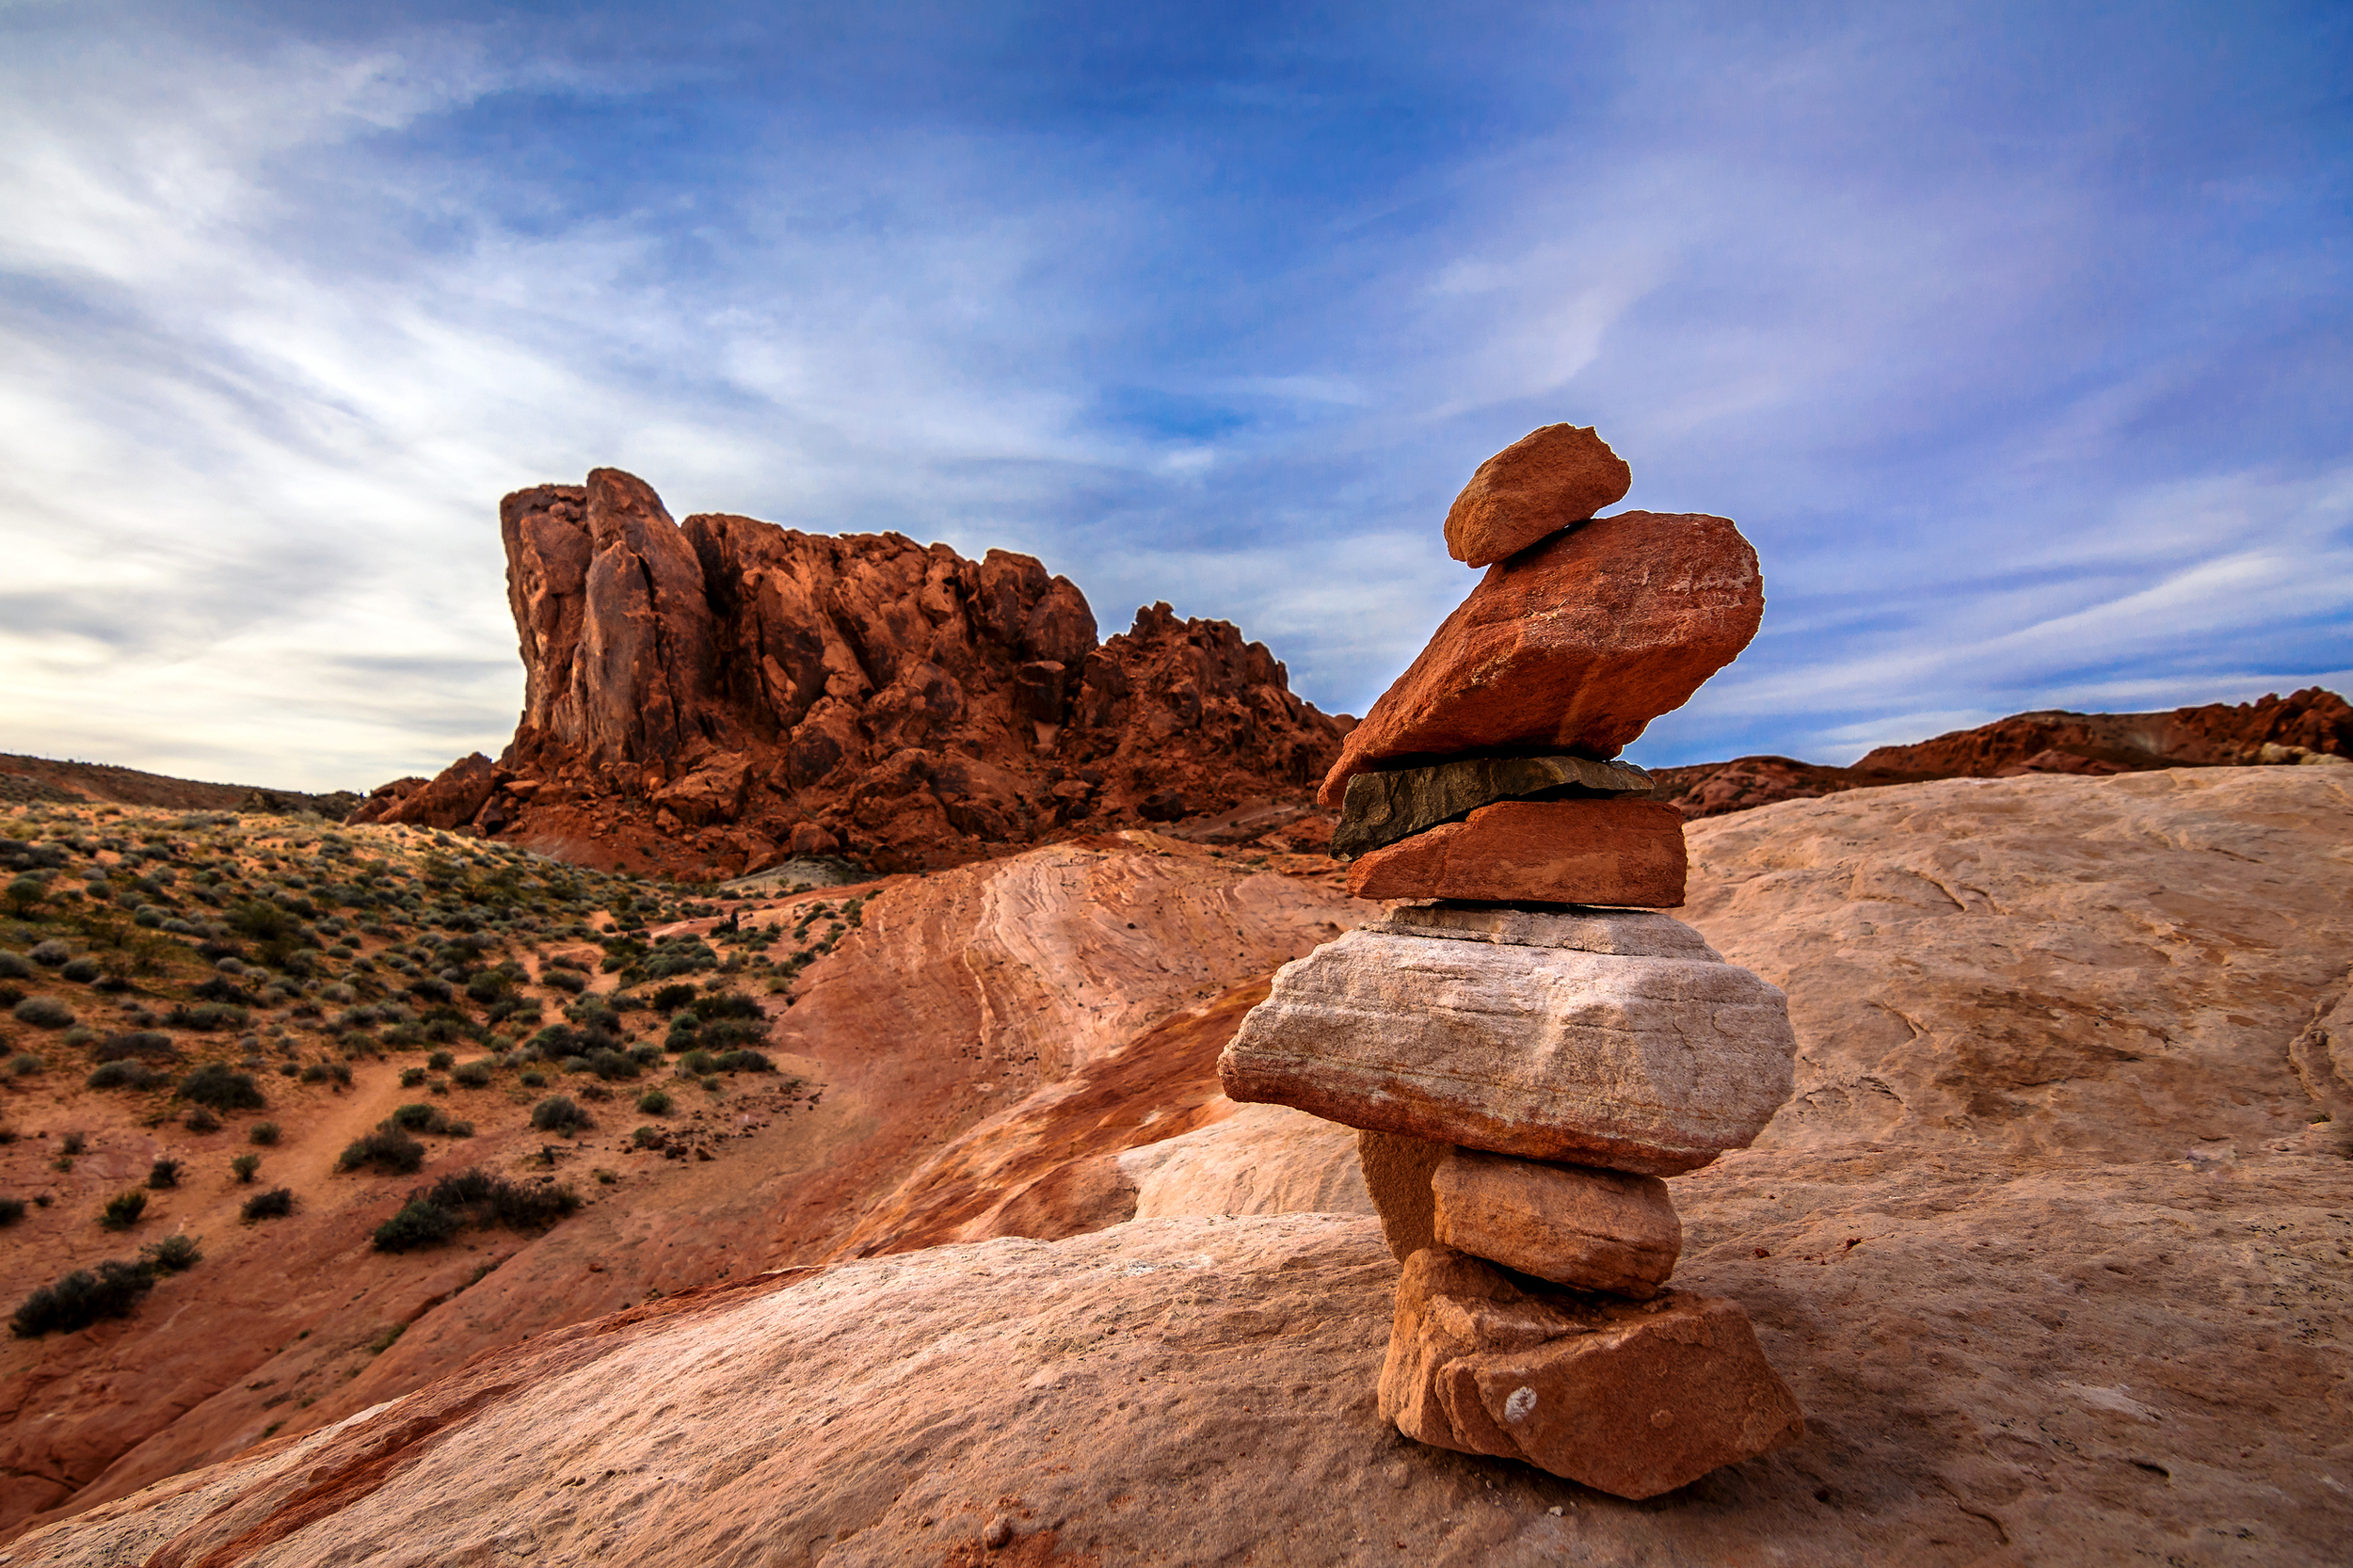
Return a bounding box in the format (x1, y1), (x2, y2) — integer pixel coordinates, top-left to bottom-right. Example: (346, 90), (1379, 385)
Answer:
(0, 1), (2345, 788)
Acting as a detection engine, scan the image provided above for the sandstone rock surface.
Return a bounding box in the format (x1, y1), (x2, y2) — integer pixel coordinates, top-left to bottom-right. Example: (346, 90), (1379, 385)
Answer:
(0, 833), (1353, 1538)
(355, 472), (1349, 877)
(1218, 923), (1797, 1174)
(1432, 1149), (1681, 1297)
(1344, 797), (1688, 905)
(1333, 752), (1652, 858)
(1321, 511), (1763, 803)
(1442, 424), (1633, 568)
(18, 768), (2353, 1565)
(1380, 1246), (1801, 1497)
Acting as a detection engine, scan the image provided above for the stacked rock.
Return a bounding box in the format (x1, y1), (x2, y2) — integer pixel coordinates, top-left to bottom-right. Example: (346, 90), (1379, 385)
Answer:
(1217, 424), (1806, 1500)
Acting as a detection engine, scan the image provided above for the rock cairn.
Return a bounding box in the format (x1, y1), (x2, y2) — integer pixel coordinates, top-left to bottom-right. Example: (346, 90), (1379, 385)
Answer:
(1217, 424), (1806, 1499)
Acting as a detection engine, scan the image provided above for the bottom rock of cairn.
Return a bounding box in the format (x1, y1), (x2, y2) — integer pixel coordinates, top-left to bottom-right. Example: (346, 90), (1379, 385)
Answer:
(1217, 900), (1807, 1499)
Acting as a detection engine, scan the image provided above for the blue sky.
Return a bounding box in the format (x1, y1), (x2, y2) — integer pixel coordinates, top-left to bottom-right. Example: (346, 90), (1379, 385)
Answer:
(1, 0), (2346, 791)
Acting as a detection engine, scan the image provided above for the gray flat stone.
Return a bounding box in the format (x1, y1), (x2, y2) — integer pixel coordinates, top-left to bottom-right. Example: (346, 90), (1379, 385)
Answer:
(1333, 754), (1654, 859)
(1369, 901), (1720, 960)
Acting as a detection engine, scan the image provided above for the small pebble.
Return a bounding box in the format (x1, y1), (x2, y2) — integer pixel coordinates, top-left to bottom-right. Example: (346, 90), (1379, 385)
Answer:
(983, 1516), (1013, 1549)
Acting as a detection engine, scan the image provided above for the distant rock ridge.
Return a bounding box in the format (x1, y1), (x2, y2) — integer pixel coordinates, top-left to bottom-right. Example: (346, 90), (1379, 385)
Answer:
(1650, 685), (2352, 820)
(353, 469), (1351, 876)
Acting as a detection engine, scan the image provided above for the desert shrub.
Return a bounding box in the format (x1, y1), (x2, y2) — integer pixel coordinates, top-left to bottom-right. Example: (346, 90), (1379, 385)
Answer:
(0, 952), (33, 980)
(407, 977), (453, 1005)
(678, 1048), (716, 1076)
(385, 1102), (439, 1130)
(248, 1121), (280, 1145)
(427, 1048), (455, 1071)
(451, 1060), (492, 1088)
(712, 1049), (775, 1075)
(636, 1088), (671, 1114)
(8, 1052), (41, 1076)
(177, 1064), (265, 1112)
(240, 1187), (295, 1222)
(147, 1158), (184, 1190)
(519, 1069), (546, 1088)
(698, 1018), (767, 1050)
(579, 1048), (639, 1082)
(10, 1259), (154, 1336)
(424, 1168), (579, 1232)
(13, 995), (74, 1030)
(167, 1001), (248, 1032)
(372, 1197), (461, 1252)
(61, 1131), (85, 1155)
(0, 1197), (24, 1226)
(632, 1124), (666, 1149)
(60, 957), (100, 983)
(100, 1190), (147, 1229)
(399, 1065), (426, 1088)
(543, 967), (588, 995)
(232, 1152), (261, 1183)
(87, 1061), (168, 1091)
(92, 1030), (178, 1062)
(529, 1095), (590, 1133)
(299, 1063), (333, 1083)
(4, 877), (45, 917)
(140, 1234), (201, 1272)
(691, 991), (761, 1021)
(183, 1106), (220, 1133)
(338, 1128), (425, 1175)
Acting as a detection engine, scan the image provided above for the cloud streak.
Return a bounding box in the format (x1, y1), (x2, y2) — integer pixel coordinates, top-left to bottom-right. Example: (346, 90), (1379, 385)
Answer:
(0, 1), (2345, 788)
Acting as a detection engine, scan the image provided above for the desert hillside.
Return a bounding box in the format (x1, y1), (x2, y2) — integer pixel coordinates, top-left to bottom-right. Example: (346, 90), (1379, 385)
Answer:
(11, 763), (2348, 1566)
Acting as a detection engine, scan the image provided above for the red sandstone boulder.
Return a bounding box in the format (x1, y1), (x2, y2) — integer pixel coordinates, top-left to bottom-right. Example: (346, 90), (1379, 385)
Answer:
(370, 752), (500, 830)
(1378, 1246), (1804, 1497)
(1430, 1148), (1681, 1298)
(1321, 511), (1764, 804)
(1443, 424), (1632, 568)
(1345, 797), (1688, 906)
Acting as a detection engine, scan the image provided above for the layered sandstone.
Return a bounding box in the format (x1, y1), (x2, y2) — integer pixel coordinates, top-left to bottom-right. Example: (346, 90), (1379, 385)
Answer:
(1217, 920), (1798, 1174)
(354, 470), (1350, 877)
(1430, 1149), (1682, 1297)
(1320, 510), (1764, 803)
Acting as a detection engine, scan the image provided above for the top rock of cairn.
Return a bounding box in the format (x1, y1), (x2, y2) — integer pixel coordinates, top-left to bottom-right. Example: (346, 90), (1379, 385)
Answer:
(1218, 424), (1801, 1499)
(1442, 423), (1633, 568)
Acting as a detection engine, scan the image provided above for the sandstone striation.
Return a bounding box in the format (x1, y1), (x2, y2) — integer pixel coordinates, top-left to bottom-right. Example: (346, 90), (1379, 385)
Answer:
(1442, 424), (1633, 568)
(353, 470), (1350, 877)
(1331, 752), (1652, 859)
(1343, 796), (1688, 905)
(1319, 509), (1763, 803)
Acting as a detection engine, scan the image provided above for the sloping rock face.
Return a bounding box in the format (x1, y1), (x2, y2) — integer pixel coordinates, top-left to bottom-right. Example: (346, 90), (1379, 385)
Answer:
(1651, 687), (2352, 821)
(18, 767), (2353, 1564)
(0, 834), (1353, 1541)
(354, 471), (1349, 877)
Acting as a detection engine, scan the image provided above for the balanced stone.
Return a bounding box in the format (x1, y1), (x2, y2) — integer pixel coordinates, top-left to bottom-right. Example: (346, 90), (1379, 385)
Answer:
(1320, 511), (1764, 805)
(1332, 752), (1653, 859)
(1344, 797), (1687, 907)
(1379, 1247), (1805, 1499)
(1443, 424), (1633, 568)
(1432, 1148), (1681, 1298)
(1368, 900), (1720, 956)
(1216, 915), (1796, 1176)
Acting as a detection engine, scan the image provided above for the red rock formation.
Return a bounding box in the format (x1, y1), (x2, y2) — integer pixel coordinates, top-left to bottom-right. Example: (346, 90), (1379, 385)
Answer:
(1648, 688), (2353, 821)
(1343, 796), (1689, 905)
(353, 470), (1349, 877)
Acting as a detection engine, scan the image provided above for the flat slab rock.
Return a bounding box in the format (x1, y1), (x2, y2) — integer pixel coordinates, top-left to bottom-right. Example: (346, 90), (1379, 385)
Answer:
(1380, 1246), (1803, 1499)
(1333, 752), (1653, 860)
(1218, 914), (1796, 1175)
(1433, 1148), (1682, 1298)
(1345, 796), (1689, 906)
(1321, 510), (1764, 805)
